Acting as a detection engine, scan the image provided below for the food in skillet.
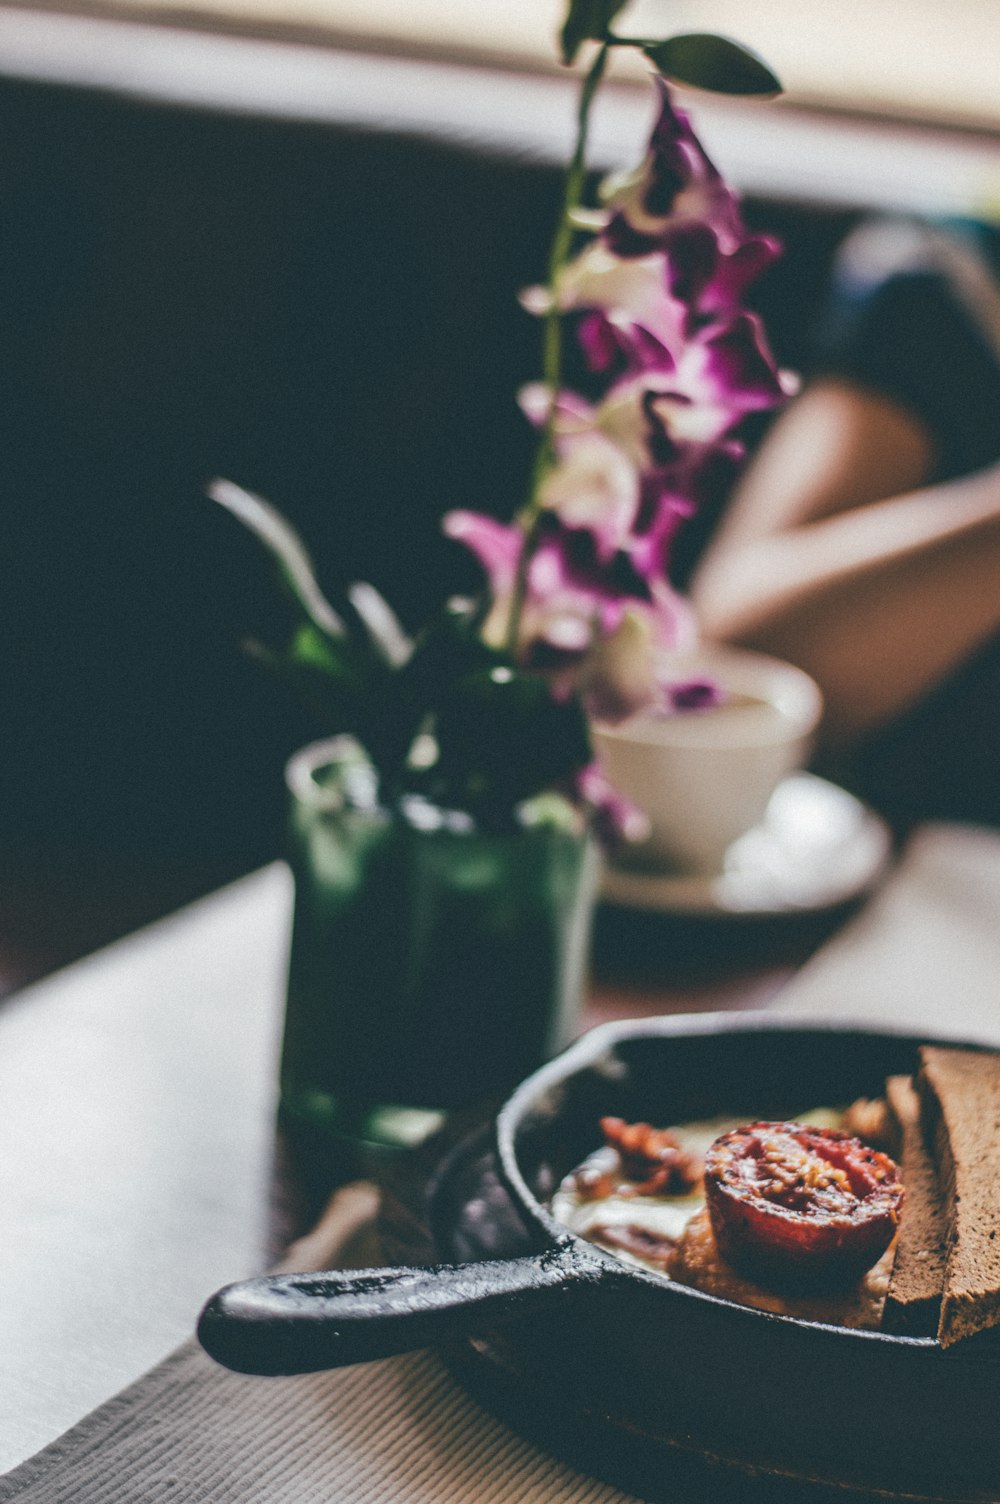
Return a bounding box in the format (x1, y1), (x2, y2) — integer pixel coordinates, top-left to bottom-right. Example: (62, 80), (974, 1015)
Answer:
(552, 1044), (1000, 1346)
(915, 1046), (1000, 1347)
(881, 1073), (948, 1335)
(552, 1109), (902, 1329)
(702, 1122), (903, 1286)
(872, 1047), (1000, 1347)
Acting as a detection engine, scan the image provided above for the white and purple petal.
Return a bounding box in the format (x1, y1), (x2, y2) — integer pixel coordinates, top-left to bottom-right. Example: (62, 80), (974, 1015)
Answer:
(442, 510), (521, 596)
(537, 430), (642, 560)
(601, 81), (744, 253)
(580, 608), (660, 722)
(685, 312), (788, 412)
(575, 761), (651, 846)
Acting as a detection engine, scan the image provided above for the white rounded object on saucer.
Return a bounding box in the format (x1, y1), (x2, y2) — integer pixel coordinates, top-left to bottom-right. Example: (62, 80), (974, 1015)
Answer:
(591, 646), (824, 876)
(600, 773), (893, 916)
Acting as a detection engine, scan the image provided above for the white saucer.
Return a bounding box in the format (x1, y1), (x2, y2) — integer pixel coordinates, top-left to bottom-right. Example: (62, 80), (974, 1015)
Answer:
(599, 773), (894, 916)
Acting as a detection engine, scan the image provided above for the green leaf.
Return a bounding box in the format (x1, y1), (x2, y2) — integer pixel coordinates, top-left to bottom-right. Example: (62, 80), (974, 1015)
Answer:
(560, 0), (628, 65)
(207, 478), (345, 640)
(516, 790), (585, 835)
(243, 633), (371, 736)
(346, 581), (412, 668)
(287, 623), (382, 712)
(642, 34), (782, 97)
(289, 623), (348, 674)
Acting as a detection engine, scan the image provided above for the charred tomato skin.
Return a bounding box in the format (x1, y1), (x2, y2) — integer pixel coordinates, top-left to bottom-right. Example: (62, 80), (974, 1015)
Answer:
(704, 1121), (903, 1290)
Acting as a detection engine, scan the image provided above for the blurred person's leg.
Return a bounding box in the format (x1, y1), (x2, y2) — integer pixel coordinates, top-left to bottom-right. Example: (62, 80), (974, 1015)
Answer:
(691, 215), (1000, 827)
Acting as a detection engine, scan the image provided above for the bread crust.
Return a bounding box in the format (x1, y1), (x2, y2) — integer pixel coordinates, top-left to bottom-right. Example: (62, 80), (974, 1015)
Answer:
(882, 1074), (947, 1335)
(917, 1046), (1000, 1348)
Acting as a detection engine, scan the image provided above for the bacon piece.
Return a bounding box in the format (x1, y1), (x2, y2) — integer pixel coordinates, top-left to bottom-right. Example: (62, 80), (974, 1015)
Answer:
(589, 1221), (678, 1271)
(599, 1115), (702, 1196)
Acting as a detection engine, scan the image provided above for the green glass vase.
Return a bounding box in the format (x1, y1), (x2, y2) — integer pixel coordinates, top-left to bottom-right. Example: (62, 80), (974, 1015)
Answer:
(279, 738), (598, 1155)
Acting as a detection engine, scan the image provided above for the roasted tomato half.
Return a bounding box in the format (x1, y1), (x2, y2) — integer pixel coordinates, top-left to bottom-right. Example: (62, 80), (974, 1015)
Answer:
(704, 1122), (903, 1289)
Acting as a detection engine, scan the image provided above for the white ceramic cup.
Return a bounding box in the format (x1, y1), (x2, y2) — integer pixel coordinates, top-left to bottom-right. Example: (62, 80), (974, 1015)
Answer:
(591, 646), (824, 875)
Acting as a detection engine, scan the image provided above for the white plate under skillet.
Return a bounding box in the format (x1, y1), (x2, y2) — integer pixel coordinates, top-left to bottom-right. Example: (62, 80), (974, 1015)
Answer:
(600, 772), (893, 917)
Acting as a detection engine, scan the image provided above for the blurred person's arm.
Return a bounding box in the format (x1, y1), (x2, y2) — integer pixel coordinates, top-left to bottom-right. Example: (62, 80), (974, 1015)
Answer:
(690, 380), (1000, 743)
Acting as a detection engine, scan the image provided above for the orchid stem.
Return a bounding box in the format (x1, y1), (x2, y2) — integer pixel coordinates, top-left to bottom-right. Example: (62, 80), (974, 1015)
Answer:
(505, 39), (610, 657)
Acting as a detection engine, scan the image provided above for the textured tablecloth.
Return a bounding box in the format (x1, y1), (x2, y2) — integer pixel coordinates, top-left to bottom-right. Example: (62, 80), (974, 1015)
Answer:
(4, 821), (998, 1501)
(0, 1342), (636, 1504)
(770, 822), (1000, 1044)
(0, 1174), (644, 1504)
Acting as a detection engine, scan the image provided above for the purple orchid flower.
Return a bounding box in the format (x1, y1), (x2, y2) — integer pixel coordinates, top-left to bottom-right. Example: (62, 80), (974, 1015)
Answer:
(601, 80), (745, 255)
(536, 428), (642, 563)
(443, 508), (692, 684)
(576, 308), (673, 380)
(594, 311), (791, 474)
(575, 759), (651, 847)
(525, 517), (691, 653)
(532, 78), (784, 413)
(567, 232), (782, 387)
(625, 484), (695, 583)
(658, 220), (782, 324)
(666, 677), (724, 711)
(687, 311), (792, 412)
(443, 76), (789, 831)
(441, 510), (521, 604)
(550, 243), (689, 362)
(513, 366), (755, 599)
(560, 219), (779, 341)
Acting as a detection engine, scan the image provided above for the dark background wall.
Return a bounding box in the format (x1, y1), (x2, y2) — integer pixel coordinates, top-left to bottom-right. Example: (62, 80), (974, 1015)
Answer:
(0, 72), (856, 880)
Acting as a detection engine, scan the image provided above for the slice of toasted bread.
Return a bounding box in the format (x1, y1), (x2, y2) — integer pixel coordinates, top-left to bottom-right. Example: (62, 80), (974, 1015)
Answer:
(882, 1074), (947, 1335)
(917, 1046), (1000, 1348)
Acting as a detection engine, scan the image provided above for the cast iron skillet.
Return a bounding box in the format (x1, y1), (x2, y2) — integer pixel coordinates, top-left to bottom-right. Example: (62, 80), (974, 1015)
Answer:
(198, 1015), (1000, 1499)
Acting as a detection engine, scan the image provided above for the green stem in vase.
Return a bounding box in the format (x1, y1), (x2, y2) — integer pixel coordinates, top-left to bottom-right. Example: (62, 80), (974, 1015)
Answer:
(543, 41), (610, 411)
(505, 39), (610, 658)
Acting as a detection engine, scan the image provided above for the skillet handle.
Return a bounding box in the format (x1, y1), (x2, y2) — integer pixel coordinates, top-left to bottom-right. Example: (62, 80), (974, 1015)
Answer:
(197, 1240), (611, 1375)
